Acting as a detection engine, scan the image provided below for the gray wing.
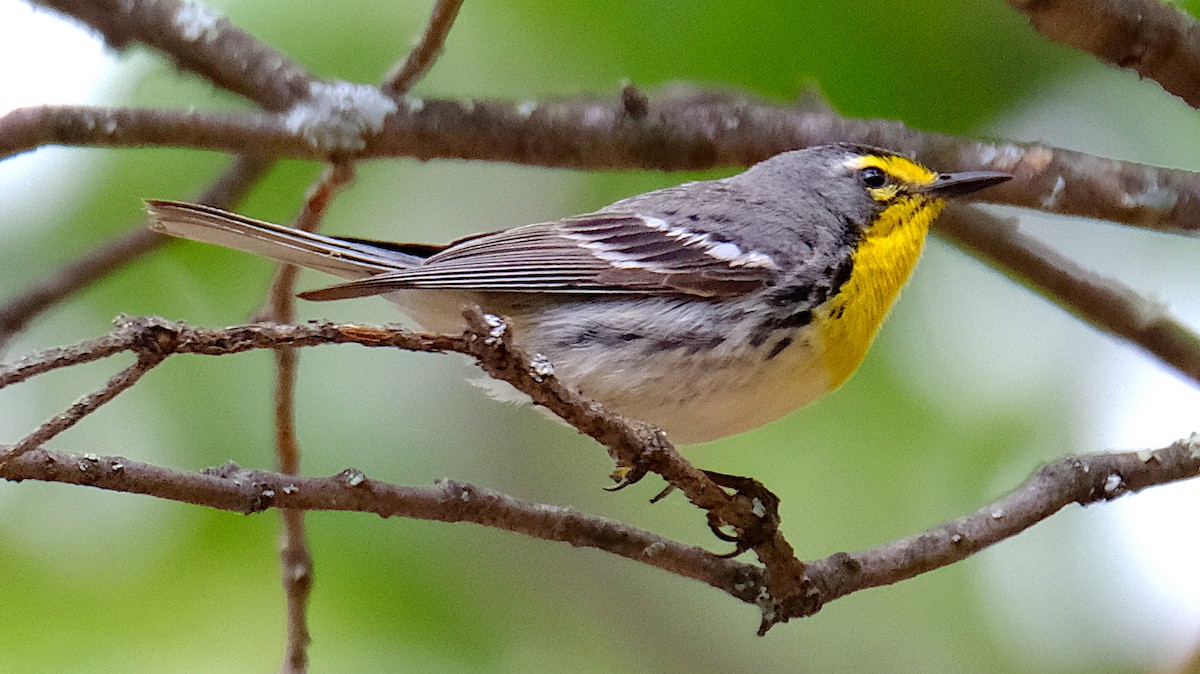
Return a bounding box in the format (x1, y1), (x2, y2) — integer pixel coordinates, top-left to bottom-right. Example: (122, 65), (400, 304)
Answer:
(299, 213), (781, 301)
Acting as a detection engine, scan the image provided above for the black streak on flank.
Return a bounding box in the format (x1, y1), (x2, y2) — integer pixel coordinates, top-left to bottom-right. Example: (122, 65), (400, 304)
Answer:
(749, 308), (814, 347)
(684, 333), (727, 355)
(563, 327), (644, 348)
(773, 310), (813, 331)
(650, 332), (726, 355)
(766, 335), (794, 360)
(566, 323), (727, 355)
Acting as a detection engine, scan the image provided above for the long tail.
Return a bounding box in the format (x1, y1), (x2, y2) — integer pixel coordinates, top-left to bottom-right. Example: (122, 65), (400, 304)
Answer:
(146, 200), (422, 280)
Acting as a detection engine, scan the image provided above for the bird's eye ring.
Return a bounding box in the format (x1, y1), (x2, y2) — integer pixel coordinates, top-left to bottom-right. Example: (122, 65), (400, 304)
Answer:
(860, 166), (888, 188)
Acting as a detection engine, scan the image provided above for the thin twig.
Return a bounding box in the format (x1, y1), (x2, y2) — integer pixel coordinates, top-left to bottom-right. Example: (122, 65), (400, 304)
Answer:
(274, 337), (311, 674)
(0, 352), (166, 467)
(0, 327), (141, 389)
(276, 463), (311, 674)
(1008, 0), (1200, 110)
(265, 162), (356, 674)
(0, 229), (159, 350)
(4, 0), (316, 355)
(935, 205), (1200, 387)
(382, 0), (466, 95)
(0, 156), (271, 352)
(4, 0), (317, 350)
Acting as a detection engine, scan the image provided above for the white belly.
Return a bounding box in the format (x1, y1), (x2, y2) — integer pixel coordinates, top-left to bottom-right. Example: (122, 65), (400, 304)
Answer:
(545, 327), (830, 444)
(391, 290), (834, 444)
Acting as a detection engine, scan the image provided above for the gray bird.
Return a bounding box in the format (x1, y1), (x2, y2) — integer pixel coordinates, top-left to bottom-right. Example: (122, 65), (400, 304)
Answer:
(148, 143), (1009, 443)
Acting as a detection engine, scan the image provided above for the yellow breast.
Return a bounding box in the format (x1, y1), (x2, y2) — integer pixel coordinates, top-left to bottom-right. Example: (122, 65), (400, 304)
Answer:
(816, 189), (945, 388)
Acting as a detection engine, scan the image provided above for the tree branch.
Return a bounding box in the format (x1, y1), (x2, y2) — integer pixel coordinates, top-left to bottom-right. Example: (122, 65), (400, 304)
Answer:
(33, 0), (318, 110)
(449, 309), (812, 628)
(0, 0), (330, 352)
(0, 445), (764, 602)
(806, 437), (1200, 603)
(0, 351), (165, 467)
(2, 420), (1197, 631)
(4, 92), (1200, 234)
(382, 0), (466, 95)
(7, 316), (1197, 631)
(1008, 0), (1200, 110)
(0, 327), (140, 388)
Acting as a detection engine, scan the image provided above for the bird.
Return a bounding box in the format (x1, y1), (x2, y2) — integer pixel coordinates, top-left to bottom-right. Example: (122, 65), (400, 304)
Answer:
(148, 143), (1010, 443)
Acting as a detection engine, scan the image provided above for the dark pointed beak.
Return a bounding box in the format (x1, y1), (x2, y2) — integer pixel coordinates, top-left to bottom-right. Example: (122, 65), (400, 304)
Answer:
(920, 170), (1012, 198)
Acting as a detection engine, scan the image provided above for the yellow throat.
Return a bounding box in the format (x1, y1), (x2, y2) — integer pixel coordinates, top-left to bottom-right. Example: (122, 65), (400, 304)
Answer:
(816, 153), (946, 387)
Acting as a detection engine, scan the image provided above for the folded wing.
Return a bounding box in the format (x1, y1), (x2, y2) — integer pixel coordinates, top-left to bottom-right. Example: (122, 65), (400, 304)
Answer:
(300, 213), (780, 301)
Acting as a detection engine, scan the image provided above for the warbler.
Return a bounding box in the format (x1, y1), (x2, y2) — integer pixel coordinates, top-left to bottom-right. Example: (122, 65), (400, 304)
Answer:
(148, 144), (1009, 443)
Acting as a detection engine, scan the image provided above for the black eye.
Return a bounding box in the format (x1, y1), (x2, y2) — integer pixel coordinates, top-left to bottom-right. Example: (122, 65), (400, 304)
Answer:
(860, 167), (888, 188)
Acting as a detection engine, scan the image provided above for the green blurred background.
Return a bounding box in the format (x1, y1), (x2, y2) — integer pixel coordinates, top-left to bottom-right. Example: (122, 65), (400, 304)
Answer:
(3, 0), (1200, 671)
